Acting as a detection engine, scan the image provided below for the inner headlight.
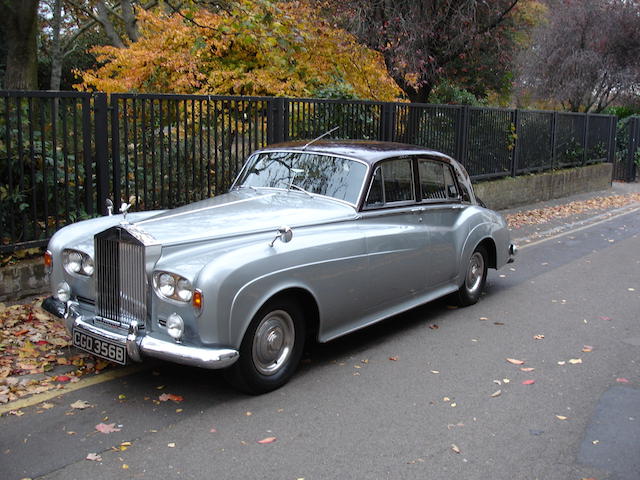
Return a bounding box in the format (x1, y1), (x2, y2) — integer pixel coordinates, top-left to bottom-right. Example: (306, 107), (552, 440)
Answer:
(62, 249), (94, 276)
(154, 271), (193, 303)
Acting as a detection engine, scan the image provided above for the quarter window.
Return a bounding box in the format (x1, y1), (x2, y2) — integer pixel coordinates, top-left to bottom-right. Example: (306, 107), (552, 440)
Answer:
(418, 159), (459, 201)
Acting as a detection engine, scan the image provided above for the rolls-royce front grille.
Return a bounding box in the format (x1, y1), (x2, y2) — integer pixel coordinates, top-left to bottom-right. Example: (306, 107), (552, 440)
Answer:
(95, 227), (147, 329)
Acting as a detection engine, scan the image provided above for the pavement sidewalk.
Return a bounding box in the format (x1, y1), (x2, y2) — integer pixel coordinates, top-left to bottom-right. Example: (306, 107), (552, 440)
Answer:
(501, 181), (640, 245)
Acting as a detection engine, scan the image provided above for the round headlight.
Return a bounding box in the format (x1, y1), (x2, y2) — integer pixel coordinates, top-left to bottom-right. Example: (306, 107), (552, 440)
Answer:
(56, 281), (71, 302)
(176, 278), (192, 301)
(81, 256), (94, 276)
(158, 273), (176, 297)
(66, 251), (82, 273)
(166, 313), (184, 340)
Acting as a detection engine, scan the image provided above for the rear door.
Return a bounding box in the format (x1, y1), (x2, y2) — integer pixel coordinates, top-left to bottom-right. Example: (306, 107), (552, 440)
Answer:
(360, 157), (429, 309)
(416, 158), (467, 289)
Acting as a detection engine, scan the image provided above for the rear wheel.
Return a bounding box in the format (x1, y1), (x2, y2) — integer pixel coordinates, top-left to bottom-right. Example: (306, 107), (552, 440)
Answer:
(225, 297), (306, 395)
(456, 245), (488, 306)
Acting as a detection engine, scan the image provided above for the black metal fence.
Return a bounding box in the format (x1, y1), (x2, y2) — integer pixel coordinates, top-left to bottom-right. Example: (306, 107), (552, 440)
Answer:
(0, 90), (620, 252)
(613, 116), (639, 183)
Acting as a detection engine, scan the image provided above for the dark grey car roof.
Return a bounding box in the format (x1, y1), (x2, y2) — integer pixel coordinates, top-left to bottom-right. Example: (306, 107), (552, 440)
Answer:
(260, 140), (454, 166)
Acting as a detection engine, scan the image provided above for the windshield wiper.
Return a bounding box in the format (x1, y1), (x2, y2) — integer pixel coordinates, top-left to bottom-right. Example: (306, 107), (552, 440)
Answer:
(288, 183), (314, 198)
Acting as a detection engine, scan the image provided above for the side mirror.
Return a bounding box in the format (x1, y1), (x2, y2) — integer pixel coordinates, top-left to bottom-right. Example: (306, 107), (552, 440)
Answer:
(269, 226), (293, 247)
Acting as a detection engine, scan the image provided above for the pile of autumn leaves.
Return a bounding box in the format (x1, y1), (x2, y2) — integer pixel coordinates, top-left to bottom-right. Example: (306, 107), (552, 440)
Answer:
(0, 299), (109, 404)
(506, 193), (640, 229)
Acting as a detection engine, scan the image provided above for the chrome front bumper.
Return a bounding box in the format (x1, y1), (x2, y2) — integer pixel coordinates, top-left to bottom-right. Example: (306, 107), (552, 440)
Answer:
(42, 297), (239, 370)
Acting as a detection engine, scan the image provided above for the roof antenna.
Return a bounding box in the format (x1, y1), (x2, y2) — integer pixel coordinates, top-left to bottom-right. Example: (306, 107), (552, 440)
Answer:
(302, 126), (339, 150)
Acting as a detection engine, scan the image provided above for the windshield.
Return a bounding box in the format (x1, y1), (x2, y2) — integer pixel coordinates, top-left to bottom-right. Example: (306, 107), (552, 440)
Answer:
(234, 151), (367, 205)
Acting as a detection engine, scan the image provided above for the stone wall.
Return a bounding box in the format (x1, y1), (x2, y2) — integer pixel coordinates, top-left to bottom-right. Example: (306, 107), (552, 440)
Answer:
(472, 163), (613, 211)
(0, 258), (48, 302)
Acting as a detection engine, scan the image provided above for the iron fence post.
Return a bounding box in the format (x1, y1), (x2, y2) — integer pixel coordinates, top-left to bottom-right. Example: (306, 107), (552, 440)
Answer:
(455, 105), (469, 163)
(378, 102), (395, 142)
(267, 97), (286, 144)
(94, 93), (109, 215)
(551, 111), (558, 170)
(629, 117), (640, 182)
(81, 97), (94, 215)
(607, 115), (617, 166)
(510, 109), (519, 177)
(582, 114), (590, 165)
(110, 95), (121, 206)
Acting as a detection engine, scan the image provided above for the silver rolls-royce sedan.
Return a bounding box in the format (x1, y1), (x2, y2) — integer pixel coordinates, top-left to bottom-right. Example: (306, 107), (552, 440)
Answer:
(43, 140), (516, 394)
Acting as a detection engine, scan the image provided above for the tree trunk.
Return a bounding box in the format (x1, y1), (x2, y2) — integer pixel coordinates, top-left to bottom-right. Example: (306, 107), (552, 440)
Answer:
(50, 0), (64, 91)
(0, 0), (39, 90)
(121, 0), (141, 42)
(95, 0), (125, 48)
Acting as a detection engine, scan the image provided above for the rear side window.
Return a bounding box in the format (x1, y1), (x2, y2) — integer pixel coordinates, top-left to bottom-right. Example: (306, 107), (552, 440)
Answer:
(418, 159), (459, 201)
(364, 158), (415, 207)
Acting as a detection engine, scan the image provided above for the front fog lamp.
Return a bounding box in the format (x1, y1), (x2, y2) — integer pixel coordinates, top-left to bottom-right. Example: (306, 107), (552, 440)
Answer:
(166, 313), (184, 340)
(62, 249), (94, 276)
(56, 281), (71, 302)
(154, 271), (193, 303)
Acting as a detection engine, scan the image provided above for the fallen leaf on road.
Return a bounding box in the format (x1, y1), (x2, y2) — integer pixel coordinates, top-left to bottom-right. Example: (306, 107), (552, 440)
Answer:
(522, 379), (535, 385)
(555, 415), (568, 420)
(388, 356), (399, 361)
(490, 390), (502, 398)
(568, 358), (582, 365)
(533, 334), (545, 340)
(494, 322), (505, 326)
(95, 423), (121, 434)
(158, 393), (183, 403)
(86, 453), (102, 462)
(557, 361), (566, 365)
(41, 402), (54, 409)
(167, 442), (176, 448)
(616, 378), (630, 383)
(70, 400), (92, 410)
(451, 444), (461, 454)
(430, 370), (440, 374)
(479, 317), (488, 321)
(582, 346), (593, 353)
(55, 375), (71, 383)
(506, 358), (525, 365)
(428, 324), (439, 330)
(520, 367), (535, 372)
(258, 437), (277, 444)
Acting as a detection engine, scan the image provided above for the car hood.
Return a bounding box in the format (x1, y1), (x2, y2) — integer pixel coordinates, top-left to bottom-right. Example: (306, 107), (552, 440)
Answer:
(132, 189), (357, 246)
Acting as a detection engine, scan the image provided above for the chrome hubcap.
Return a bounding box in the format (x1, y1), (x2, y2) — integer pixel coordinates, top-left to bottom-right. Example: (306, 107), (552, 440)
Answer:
(252, 310), (295, 376)
(465, 252), (485, 294)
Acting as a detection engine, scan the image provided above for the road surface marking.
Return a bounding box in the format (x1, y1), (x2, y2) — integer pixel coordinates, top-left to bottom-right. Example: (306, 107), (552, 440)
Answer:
(0, 364), (148, 415)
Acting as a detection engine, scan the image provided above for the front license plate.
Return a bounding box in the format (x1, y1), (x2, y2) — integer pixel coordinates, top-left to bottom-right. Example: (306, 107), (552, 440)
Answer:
(72, 329), (127, 365)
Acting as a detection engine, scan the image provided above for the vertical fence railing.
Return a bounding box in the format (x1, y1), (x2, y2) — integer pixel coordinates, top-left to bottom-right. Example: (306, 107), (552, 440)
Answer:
(0, 90), (622, 252)
(0, 91), (96, 252)
(613, 116), (639, 182)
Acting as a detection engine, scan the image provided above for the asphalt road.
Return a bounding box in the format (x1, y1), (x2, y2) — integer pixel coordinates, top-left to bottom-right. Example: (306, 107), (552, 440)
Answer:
(2, 209), (639, 480)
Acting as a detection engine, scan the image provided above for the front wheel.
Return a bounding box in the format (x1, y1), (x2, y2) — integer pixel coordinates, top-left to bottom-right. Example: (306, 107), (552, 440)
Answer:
(225, 297), (306, 395)
(456, 245), (488, 306)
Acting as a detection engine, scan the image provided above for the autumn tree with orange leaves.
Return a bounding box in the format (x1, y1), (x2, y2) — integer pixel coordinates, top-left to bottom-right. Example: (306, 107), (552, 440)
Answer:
(76, 0), (401, 101)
